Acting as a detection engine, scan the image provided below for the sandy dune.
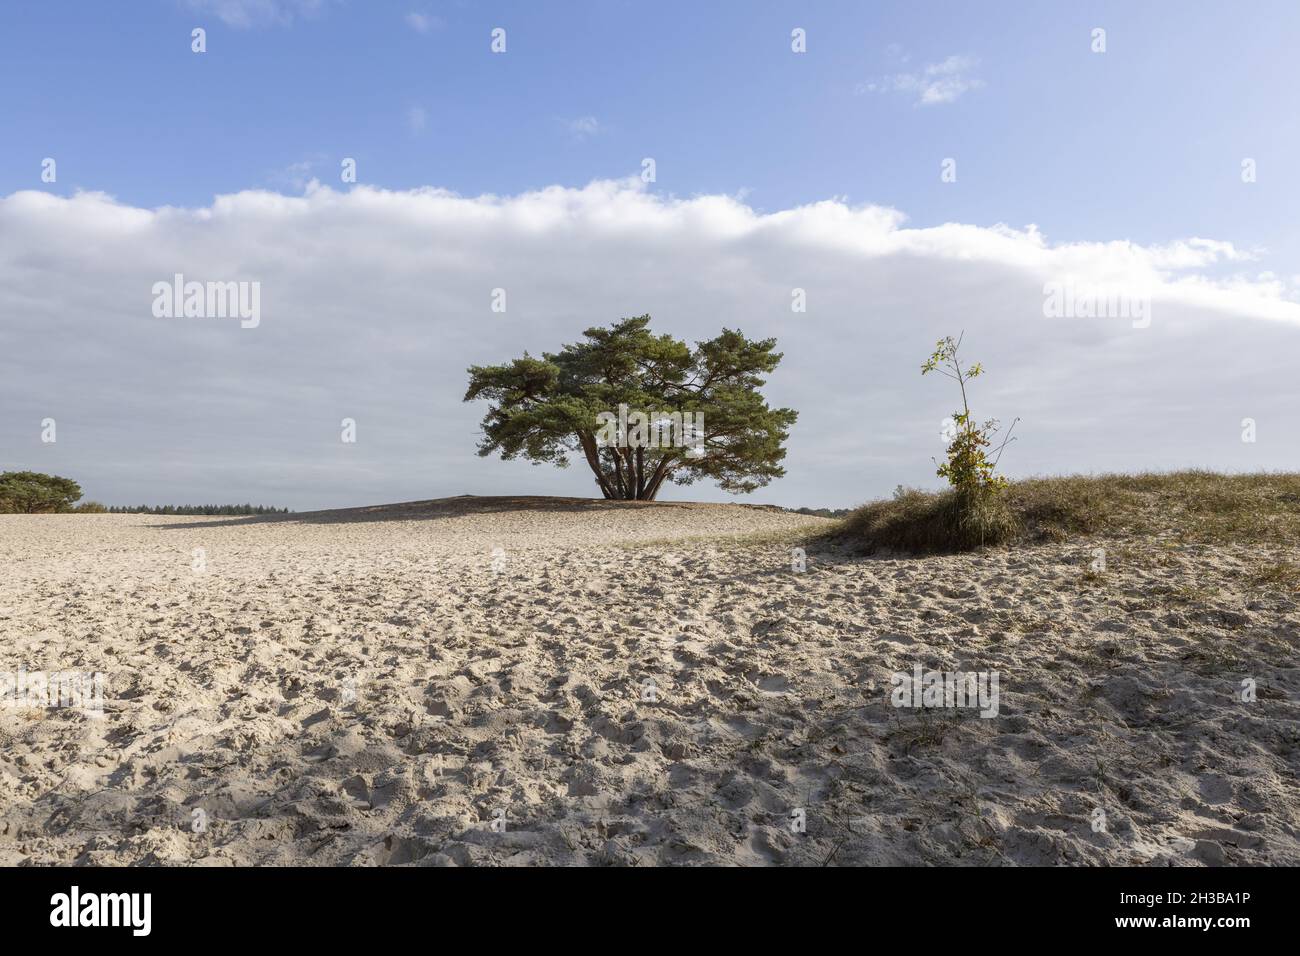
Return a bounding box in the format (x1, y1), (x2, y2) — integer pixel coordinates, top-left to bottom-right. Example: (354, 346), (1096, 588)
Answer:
(1, 497), (1296, 866)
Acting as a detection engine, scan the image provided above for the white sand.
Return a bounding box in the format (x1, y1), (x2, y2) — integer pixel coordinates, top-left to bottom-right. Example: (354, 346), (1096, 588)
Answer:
(1, 497), (1296, 866)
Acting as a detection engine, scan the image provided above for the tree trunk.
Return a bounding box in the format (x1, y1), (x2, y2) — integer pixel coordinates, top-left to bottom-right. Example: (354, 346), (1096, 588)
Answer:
(608, 447), (628, 498)
(578, 433), (616, 499)
(578, 437), (675, 501)
(645, 466), (671, 500)
(644, 453), (676, 500)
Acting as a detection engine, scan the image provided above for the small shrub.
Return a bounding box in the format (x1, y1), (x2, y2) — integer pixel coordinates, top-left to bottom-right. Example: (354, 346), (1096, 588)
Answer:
(859, 334), (1020, 552)
(922, 334), (1017, 497)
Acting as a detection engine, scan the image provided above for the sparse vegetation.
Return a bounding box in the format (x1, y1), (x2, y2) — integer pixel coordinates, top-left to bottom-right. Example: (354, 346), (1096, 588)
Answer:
(842, 471), (1300, 554)
(922, 334), (1017, 495)
(840, 484), (1012, 554)
(907, 335), (1020, 551)
(1248, 559), (1300, 592)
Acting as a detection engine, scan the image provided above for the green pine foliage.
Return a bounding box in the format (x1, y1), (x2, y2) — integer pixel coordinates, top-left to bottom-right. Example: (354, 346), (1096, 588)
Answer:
(0, 471), (83, 513)
(465, 315), (797, 501)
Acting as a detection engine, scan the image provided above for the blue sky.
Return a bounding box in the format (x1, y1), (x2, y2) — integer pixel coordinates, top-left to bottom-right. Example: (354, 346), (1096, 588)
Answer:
(4, 1), (1296, 255)
(2, 1), (1298, 509)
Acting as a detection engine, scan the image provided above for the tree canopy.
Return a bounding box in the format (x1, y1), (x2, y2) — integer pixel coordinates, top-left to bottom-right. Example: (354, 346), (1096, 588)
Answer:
(0, 471), (83, 513)
(464, 316), (797, 501)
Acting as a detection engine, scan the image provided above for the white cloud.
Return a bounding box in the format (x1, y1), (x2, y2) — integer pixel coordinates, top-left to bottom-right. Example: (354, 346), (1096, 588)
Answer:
(564, 116), (601, 140)
(859, 54), (984, 105)
(404, 11), (443, 34)
(883, 43), (911, 65)
(270, 155), (327, 191)
(185, 0), (330, 29)
(2, 180), (1297, 509)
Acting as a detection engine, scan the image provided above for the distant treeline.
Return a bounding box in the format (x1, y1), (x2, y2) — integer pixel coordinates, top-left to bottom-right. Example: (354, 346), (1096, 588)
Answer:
(100, 504), (291, 515)
(787, 506), (852, 518)
(2, 471), (292, 515)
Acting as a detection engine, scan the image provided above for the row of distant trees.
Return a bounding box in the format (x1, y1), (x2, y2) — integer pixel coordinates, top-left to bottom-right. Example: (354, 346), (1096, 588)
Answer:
(101, 504), (290, 515)
(0, 471), (286, 515)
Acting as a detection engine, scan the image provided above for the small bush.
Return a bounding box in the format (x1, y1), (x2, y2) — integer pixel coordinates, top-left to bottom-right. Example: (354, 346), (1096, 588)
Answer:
(72, 501), (108, 513)
(922, 334), (1017, 496)
(866, 334), (1020, 553)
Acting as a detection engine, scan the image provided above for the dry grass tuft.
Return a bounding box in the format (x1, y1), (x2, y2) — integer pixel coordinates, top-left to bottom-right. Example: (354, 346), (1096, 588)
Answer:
(1247, 559), (1300, 592)
(838, 470), (1300, 554)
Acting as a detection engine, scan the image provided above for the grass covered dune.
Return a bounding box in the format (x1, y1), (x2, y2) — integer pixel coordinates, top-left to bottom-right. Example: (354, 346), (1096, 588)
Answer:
(841, 471), (1300, 555)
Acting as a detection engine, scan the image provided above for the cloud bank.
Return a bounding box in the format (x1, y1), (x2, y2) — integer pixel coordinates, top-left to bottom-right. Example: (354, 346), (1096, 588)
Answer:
(2, 179), (1297, 509)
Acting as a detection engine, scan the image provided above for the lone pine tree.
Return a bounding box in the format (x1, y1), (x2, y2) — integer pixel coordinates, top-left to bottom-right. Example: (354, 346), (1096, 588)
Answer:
(464, 316), (797, 501)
